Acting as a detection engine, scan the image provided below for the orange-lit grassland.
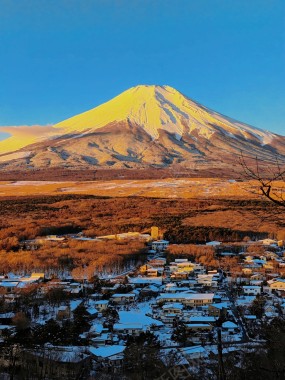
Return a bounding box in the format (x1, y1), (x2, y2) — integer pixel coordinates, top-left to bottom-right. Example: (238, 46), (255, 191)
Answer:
(0, 178), (284, 198)
(0, 178), (284, 276)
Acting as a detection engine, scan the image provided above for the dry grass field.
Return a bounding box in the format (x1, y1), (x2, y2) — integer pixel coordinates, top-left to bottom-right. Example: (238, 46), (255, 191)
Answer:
(0, 178), (276, 199)
(0, 178), (284, 274)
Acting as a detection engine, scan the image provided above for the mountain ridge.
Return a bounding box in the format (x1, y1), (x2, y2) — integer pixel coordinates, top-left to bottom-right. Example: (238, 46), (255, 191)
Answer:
(0, 84), (285, 172)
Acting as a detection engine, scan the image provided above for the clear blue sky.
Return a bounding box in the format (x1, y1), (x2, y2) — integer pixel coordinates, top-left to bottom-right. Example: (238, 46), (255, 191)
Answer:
(0, 0), (284, 139)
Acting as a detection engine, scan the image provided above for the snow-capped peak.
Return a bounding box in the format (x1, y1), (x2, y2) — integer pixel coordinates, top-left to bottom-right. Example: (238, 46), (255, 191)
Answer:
(53, 84), (275, 145)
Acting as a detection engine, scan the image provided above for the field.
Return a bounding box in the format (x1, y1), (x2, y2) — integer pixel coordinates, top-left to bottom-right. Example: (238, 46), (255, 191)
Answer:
(0, 177), (284, 275)
(0, 178), (272, 198)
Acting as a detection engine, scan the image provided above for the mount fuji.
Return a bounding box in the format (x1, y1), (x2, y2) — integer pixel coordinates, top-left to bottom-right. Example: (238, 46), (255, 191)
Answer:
(1, 85), (285, 172)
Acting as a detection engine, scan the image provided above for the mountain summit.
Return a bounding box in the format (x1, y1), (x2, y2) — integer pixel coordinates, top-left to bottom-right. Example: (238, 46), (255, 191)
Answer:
(53, 84), (275, 143)
(1, 85), (285, 172)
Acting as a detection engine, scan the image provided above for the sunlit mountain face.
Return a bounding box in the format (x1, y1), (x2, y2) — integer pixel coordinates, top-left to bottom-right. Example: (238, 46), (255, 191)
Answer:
(1, 85), (285, 171)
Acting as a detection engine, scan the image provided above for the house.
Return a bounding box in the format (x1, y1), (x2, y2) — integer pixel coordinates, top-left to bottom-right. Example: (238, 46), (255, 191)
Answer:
(197, 275), (218, 288)
(236, 296), (256, 307)
(57, 306), (71, 320)
(68, 283), (82, 294)
(250, 273), (264, 281)
(88, 323), (104, 338)
(185, 323), (213, 332)
(90, 333), (112, 346)
(244, 315), (257, 327)
(250, 280), (263, 286)
(222, 321), (239, 333)
(0, 312), (15, 325)
(161, 303), (183, 324)
(140, 284), (161, 296)
(242, 268), (253, 275)
(170, 271), (190, 280)
(111, 293), (136, 304)
(193, 264), (206, 274)
(0, 281), (19, 294)
(151, 240), (169, 252)
(157, 293), (215, 307)
(113, 323), (144, 336)
(268, 279), (285, 291)
(180, 345), (208, 361)
(20, 346), (91, 380)
(94, 300), (109, 312)
(208, 303), (228, 318)
(146, 268), (159, 277)
(30, 273), (45, 282)
(164, 285), (191, 293)
(264, 305), (278, 319)
(86, 307), (98, 319)
(162, 303), (184, 315)
(89, 345), (126, 369)
(176, 261), (195, 273)
(0, 325), (16, 337)
(242, 286), (261, 296)
(147, 258), (167, 267)
(188, 316), (216, 325)
(127, 276), (163, 288)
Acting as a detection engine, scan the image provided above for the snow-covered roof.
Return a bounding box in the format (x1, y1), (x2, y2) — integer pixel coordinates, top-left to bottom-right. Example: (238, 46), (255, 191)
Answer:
(189, 316), (216, 323)
(244, 315), (257, 320)
(0, 312), (15, 318)
(86, 307), (98, 316)
(113, 323), (144, 330)
(206, 241), (221, 246)
(186, 323), (211, 328)
(162, 303), (184, 310)
(89, 345), (126, 358)
(70, 300), (82, 311)
(89, 324), (104, 334)
(222, 321), (238, 329)
(243, 286), (261, 289)
(0, 282), (19, 287)
(0, 325), (16, 330)
(128, 277), (163, 285)
(94, 300), (109, 305)
(180, 345), (207, 355)
(158, 293), (215, 300)
(210, 302), (228, 310)
(24, 345), (89, 362)
(118, 310), (163, 327)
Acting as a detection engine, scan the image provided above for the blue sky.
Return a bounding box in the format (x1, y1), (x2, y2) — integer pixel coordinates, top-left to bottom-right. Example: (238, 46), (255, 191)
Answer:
(0, 0), (284, 140)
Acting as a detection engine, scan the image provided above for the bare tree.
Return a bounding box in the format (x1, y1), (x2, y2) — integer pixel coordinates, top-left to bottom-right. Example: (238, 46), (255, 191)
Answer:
(239, 152), (285, 208)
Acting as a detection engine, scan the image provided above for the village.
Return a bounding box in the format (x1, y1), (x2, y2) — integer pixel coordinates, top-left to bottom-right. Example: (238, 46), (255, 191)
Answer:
(1, 227), (285, 379)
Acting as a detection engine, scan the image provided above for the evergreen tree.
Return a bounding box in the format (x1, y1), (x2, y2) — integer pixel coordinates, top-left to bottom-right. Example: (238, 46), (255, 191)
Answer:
(124, 331), (162, 379)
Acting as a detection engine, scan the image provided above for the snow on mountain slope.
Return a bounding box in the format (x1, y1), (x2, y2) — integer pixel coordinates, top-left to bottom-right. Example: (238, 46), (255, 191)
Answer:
(0, 85), (284, 171)
(53, 85), (275, 144)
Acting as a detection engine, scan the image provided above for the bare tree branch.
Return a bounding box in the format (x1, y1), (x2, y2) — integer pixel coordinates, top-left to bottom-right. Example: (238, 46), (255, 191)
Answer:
(239, 151), (285, 209)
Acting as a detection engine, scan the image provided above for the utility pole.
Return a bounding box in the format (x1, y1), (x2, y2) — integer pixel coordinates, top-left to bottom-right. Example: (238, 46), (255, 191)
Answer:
(217, 327), (226, 380)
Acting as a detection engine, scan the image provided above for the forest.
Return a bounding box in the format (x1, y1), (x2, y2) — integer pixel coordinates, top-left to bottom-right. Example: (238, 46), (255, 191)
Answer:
(0, 193), (284, 275)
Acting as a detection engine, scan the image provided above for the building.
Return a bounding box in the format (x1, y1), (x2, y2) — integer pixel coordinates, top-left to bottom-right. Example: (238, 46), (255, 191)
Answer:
(157, 293), (215, 307)
(208, 303), (228, 318)
(94, 300), (109, 312)
(268, 279), (285, 292)
(113, 323), (144, 336)
(151, 226), (159, 240)
(89, 345), (126, 369)
(20, 346), (91, 380)
(111, 293), (136, 304)
(242, 286), (261, 296)
(57, 306), (71, 320)
(151, 240), (169, 252)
